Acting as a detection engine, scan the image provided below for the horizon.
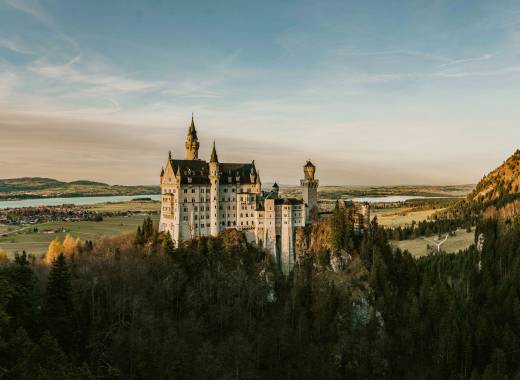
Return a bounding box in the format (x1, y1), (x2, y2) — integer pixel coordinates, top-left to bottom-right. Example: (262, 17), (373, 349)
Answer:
(0, 174), (479, 188)
(1, 0), (519, 186)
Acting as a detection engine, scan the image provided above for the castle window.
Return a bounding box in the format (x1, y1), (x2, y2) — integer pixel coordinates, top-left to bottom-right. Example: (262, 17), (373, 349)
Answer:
(224, 188), (227, 193)
(233, 221), (236, 226)
(232, 188), (235, 192)
(206, 223), (210, 227)
(227, 221), (231, 226)
(183, 189), (187, 193)
(183, 199), (187, 203)
(191, 189), (195, 193)
(194, 206), (198, 211)
(246, 221), (249, 225)
(183, 216), (188, 221)
(191, 198), (195, 203)
(240, 213), (243, 217)
(201, 189), (205, 193)
(221, 221), (225, 226)
(195, 215), (198, 220)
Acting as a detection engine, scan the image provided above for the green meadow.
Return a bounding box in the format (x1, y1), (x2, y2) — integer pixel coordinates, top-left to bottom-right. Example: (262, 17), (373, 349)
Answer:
(0, 214), (159, 257)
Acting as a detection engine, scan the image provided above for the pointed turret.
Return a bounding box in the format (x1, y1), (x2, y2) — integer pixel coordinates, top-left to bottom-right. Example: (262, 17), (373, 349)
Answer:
(185, 114), (200, 160)
(210, 140), (219, 163)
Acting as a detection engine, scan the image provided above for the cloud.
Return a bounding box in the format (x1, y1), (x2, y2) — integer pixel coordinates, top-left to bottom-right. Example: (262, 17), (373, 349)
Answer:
(0, 38), (35, 54)
(439, 53), (494, 67)
(29, 55), (165, 94)
(4, 0), (51, 25)
(434, 65), (520, 78)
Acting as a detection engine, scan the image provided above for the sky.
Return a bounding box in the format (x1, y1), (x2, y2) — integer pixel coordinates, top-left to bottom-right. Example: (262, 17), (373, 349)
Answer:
(1, 0), (520, 186)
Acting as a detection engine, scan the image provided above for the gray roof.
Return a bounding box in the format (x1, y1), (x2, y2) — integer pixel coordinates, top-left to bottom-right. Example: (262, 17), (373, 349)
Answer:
(168, 159), (257, 185)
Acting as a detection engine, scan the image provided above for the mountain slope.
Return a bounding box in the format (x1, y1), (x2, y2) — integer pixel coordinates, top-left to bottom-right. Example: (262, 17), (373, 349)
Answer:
(443, 150), (520, 220)
(0, 177), (159, 200)
(468, 150), (520, 203)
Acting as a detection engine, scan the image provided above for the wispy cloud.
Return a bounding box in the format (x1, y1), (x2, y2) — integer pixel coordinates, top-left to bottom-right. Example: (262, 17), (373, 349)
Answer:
(0, 38), (35, 54)
(29, 55), (165, 94)
(439, 53), (494, 67)
(4, 0), (51, 25)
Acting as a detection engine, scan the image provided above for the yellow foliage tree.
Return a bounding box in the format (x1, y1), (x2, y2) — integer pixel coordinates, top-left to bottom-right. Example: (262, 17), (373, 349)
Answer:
(44, 234), (81, 265)
(44, 238), (64, 265)
(63, 234), (80, 256)
(0, 248), (8, 265)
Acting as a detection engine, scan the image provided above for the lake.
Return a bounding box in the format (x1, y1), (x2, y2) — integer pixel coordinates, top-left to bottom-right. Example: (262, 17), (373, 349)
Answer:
(347, 195), (441, 203)
(0, 193), (441, 209)
(0, 194), (161, 209)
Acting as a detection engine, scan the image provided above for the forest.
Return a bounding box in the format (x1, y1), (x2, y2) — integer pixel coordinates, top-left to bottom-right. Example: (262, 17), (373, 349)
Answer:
(1, 211), (520, 379)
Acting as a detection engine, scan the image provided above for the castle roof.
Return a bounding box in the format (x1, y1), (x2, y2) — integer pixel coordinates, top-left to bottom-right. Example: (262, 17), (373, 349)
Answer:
(275, 198), (303, 206)
(168, 159), (258, 185)
(210, 141), (218, 163)
(304, 160), (315, 168)
(187, 114), (198, 140)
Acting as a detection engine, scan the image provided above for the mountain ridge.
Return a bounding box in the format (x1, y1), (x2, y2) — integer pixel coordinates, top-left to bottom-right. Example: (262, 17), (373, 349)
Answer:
(0, 177), (160, 200)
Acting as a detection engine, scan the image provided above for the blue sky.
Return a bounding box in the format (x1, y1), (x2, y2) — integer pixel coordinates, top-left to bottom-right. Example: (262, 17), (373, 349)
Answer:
(1, 0), (520, 185)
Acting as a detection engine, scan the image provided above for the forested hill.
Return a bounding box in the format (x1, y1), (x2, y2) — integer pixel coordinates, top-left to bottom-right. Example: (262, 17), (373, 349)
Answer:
(0, 177), (159, 200)
(469, 150), (520, 203)
(442, 150), (520, 220)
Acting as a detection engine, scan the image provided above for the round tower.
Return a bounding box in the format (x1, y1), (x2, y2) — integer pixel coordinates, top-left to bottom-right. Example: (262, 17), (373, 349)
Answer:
(300, 160), (319, 223)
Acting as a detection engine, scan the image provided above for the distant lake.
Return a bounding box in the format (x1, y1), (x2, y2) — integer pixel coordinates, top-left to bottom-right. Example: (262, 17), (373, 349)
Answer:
(0, 194), (161, 209)
(347, 195), (442, 203)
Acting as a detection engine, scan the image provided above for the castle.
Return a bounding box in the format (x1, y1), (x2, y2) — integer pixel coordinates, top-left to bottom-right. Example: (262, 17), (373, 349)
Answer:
(159, 116), (319, 273)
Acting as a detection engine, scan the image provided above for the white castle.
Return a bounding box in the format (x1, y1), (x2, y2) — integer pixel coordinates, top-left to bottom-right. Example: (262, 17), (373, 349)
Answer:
(159, 116), (319, 273)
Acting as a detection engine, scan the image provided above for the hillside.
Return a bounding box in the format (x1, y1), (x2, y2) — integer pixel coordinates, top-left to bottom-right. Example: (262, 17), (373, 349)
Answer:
(0, 177), (159, 200)
(442, 150), (520, 220)
(469, 150), (520, 203)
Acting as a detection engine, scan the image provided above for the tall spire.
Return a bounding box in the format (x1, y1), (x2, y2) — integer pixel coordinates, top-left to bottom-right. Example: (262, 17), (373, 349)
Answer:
(185, 114), (200, 160)
(210, 140), (219, 163)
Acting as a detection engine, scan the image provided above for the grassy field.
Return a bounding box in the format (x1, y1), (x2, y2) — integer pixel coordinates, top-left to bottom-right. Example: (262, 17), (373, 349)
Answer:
(392, 228), (475, 257)
(373, 208), (442, 227)
(86, 200), (160, 213)
(0, 214), (159, 257)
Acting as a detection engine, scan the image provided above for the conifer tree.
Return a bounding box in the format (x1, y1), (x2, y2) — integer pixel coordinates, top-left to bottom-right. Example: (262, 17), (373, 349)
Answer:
(44, 253), (74, 352)
(134, 226), (144, 246)
(162, 232), (175, 257)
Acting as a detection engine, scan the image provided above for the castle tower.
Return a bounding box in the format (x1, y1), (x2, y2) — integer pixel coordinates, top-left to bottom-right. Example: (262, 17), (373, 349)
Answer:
(209, 141), (220, 237)
(300, 160), (319, 223)
(185, 114), (200, 160)
(272, 182), (279, 198)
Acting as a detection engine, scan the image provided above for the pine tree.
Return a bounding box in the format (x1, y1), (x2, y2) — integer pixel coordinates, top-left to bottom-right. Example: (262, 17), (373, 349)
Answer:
(5, 252), (39, 336)
(44, 253), (74, 352)
(134, 226), (144, 246)
(162, 232), (175, 257)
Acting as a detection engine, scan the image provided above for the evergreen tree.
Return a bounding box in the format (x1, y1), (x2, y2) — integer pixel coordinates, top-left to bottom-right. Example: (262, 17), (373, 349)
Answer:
(44, 253), (74, 352)
(162, 232), (175, 257)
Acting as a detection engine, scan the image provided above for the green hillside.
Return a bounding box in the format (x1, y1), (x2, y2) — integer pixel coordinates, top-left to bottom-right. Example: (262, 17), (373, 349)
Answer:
(0, 177), (159, 200)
